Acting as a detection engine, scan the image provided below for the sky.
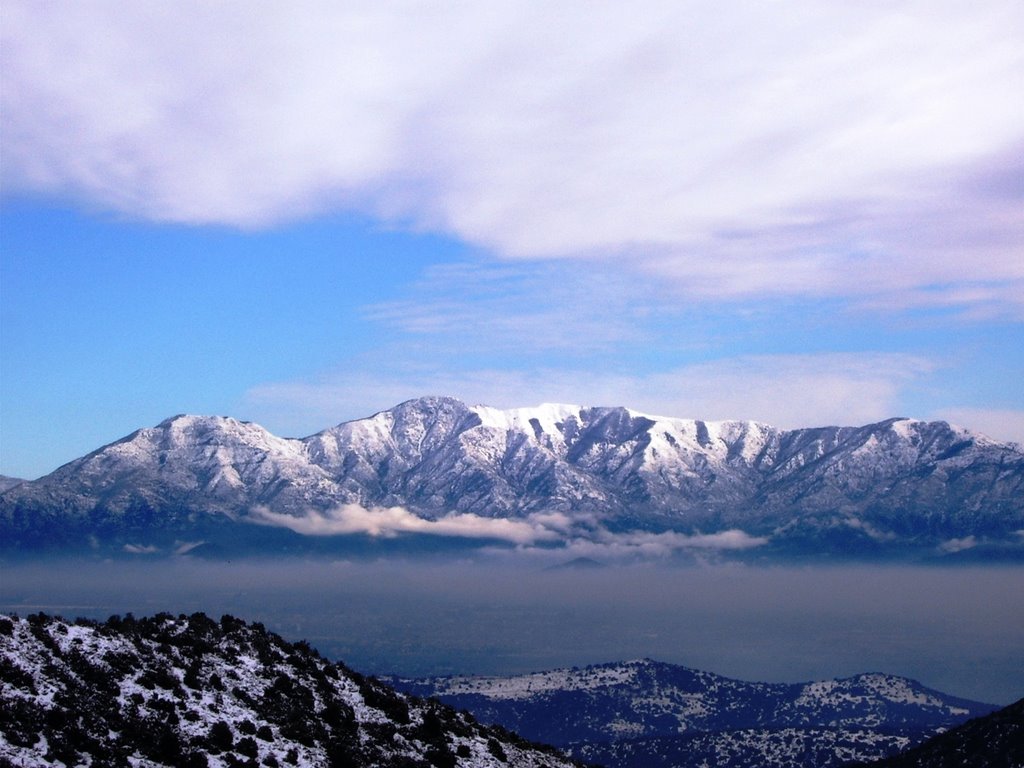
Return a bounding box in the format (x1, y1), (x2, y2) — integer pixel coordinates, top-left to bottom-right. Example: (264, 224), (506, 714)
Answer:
(1, 1), (1022, 480)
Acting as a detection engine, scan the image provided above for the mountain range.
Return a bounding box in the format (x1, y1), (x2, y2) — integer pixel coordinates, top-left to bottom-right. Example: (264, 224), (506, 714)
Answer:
(2, 396), (1022, 559)
(389, 659), (997, 768)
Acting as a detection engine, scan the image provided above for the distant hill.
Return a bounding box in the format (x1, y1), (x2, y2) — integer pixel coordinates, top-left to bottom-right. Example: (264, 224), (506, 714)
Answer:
(389, 659), (998, 768)
(0, 612), (580, 768)
(3, 397), (1023, 560)
(851, 697), (1024, 767)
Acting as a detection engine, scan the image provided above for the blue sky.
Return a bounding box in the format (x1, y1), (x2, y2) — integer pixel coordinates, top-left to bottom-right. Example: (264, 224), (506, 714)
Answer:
(2, 2), (1022, 479)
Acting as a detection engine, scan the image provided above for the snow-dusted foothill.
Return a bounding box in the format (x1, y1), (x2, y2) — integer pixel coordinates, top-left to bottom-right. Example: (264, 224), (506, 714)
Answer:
(389, 659), (998, 768)
(2, 396), (1022, 559)
(0, 612), (581, 768)
(848, 696), (1024, 767)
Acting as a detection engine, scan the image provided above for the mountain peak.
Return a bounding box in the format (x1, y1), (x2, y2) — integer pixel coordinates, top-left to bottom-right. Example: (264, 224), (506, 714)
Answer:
(393, 394), (473, 413)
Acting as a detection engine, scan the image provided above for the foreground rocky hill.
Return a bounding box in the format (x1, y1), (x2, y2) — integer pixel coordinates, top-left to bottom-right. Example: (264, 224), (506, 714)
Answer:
(0, 612), (580, 768)
(390, 660), (997, 768)
(2, 397), (1022, 559)
(853, 697), (1024, 767)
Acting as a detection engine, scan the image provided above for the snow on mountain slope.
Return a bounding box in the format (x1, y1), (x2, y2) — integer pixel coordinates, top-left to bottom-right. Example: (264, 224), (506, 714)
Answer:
(391, 659), (993, 741)
(848, 696), (1024, 768)
(79, 415), (322, 497)
(389, 659), (998, 768)
(0, 612), (578, 768)
(2, 397), (1022, 557)
(3, 415), (346, 525)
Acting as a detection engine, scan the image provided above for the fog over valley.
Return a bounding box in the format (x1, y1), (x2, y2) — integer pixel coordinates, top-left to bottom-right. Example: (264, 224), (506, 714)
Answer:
(2, 558), (1021, 706)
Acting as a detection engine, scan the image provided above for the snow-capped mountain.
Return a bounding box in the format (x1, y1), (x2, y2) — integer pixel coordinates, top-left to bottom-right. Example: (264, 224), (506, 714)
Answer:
(2, 396), (1022, 558)
(0, 612), (579, 768)
(388, 659), (998, 768)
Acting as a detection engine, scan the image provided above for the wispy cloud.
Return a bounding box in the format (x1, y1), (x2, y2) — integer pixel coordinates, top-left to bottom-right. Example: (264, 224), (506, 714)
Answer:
(242, 352), (935, 436)
(939, 536), (979, 554)
(3, 2), (1021, 312)
(245, 503), (767, 557)
(123, 543), (159, 554)
(560, 529), (770, 560)
(363, 260), (655, 353)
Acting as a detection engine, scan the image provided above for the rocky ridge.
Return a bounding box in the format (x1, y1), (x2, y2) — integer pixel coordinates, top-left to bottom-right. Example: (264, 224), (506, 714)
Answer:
(0, 611), (580, 768)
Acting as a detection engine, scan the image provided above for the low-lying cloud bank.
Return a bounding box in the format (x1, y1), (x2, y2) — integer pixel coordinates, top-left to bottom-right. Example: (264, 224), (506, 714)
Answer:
(248, 504), (561, 546)
(586, 528), (769, 555)
(246, 504), (768, 556)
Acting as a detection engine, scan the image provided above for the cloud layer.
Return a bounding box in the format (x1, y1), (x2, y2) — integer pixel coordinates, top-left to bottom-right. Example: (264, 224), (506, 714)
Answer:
(246, 503), (767, 557)
(248, 504), (560, 545)
(3, 2), (1022, 310)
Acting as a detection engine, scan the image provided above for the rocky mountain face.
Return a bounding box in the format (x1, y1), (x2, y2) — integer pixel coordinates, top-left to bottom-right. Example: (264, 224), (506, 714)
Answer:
(2, 397), (1022, 558)
(388, 659), (998, 768)
(851, 697), (1024, 767)
(0, 612), (580, 768)
(0, 475), (24, 493)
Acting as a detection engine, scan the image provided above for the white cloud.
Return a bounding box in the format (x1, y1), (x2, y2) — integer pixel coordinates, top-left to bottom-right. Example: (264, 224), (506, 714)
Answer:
(173, 540), (207, 556)
(123, 543), (159, 554)
(246, 503), (767, 557)
(363, 260), (654, 352)
(492, 528), (770, 561)
(247, 504), (562, 545)
(629, 354), (937, 428)
(588, 529), (769, 555)
(841, 518), (898, 543)
(242, 352), (934, 436)
(939, 536), (978, 554)
(3, 2), (1022, 311)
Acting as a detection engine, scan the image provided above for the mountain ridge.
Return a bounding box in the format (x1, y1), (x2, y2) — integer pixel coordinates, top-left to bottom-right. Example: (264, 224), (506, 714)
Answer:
(0, 611), (581, 768)
(3, 397), (1022, 559)
(386, 658), (999, 768)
